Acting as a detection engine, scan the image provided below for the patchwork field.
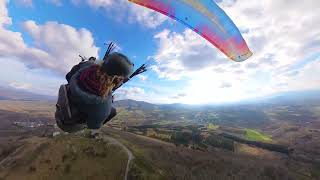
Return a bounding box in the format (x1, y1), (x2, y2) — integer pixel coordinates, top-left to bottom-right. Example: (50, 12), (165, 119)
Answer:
(0, 97), (320, 179)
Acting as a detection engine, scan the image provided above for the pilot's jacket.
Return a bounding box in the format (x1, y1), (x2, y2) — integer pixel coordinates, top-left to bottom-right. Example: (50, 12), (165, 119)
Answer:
(68, 64), (113, 129)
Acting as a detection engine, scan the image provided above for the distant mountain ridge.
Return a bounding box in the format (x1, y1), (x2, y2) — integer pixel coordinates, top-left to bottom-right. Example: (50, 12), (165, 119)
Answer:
(115, 89), (320, 109)
(245, 89), (320, 105)
(0, 86), (56, 101)
(114, 99), (159, 110)
(1, 85), (319, 106)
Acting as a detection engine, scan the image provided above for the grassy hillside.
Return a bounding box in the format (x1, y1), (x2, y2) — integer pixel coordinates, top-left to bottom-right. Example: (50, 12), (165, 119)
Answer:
(103, 127), (318, 180)
(245, 129), (272, 142)
(0, 135), (128, 180)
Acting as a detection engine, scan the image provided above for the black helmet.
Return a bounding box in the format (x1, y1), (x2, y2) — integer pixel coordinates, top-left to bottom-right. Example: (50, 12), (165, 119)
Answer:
(102, 52), (134, 78)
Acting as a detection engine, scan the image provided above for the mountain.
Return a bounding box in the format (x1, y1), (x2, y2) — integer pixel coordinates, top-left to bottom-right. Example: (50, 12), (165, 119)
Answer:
(0, 96), (10, 100)
(2, 85), (317, 106)
(0, 86), (56, 101)
(114, 99), (159, 110)
(246, 89), (320, 105)
(115, 89), (320, 109)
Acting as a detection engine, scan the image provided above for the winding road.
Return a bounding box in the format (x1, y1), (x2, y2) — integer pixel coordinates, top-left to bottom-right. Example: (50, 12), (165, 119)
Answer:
(102, 135), (134, 180)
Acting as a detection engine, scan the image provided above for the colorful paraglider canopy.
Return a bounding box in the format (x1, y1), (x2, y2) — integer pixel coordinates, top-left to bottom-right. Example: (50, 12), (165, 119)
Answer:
(128, 0), (253, 62)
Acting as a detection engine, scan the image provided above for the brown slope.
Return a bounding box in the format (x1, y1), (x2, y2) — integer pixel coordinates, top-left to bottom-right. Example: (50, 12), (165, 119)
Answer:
(102, 127), (319, 180)
(0, 135), (128, 180)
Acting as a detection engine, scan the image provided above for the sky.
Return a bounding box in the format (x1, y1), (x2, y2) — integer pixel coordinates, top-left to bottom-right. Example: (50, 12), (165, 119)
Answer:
(0, 0), (319, 104)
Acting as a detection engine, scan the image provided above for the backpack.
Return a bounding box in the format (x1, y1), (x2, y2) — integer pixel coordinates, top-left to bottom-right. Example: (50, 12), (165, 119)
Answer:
(55, 84), (87, 133)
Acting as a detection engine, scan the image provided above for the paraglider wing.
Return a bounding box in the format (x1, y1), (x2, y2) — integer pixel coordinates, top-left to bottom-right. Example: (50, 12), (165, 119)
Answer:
(128, 0), (252, 62)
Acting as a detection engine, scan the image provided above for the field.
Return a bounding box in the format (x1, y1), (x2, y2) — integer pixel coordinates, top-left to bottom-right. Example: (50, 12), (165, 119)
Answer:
(103, 127), (317, 180)
(0, 98), (320, 179)
(112, 99), (320, 168)
(207, 123), (219, 131)
(245, 129), (272, 142)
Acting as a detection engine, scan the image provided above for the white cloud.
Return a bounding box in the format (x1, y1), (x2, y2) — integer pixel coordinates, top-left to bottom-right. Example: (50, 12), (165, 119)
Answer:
(14, 0), (33, 7)
(0, 1), (99, 75)
(14, 0), (62, 6)
(46, 0), (62, 6)
(72, 0), (168, 28)
(220, 82), (232, 89)
(0, 57), (63, 96)
(0, 0), (11, 26)
(0, 0), (99, 95)
(127, 3), (168, 28)
(89, 0), (115, 8)
(152, 29), (229, 80)
(9, 82), (32, 90)
(170, 93), (187, 99)
(274, 58), (320, 92)
(115, 87), (145, 100)
(70, 0), (81, 6)
(22, 20), (99, 74)
(114, 85), (180, 104)
(0, 20), (99, 74)
(145, 0), (320, 104)
(1, 0), (319, 104)
(219, 0), (320, 68)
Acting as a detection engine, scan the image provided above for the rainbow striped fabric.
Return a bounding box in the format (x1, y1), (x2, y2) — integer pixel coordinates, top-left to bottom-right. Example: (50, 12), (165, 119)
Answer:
(129, 0), (253, 62)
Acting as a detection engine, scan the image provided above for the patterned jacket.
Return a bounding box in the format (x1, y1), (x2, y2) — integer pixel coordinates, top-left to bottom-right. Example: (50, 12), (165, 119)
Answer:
(68, 63), (112, 129)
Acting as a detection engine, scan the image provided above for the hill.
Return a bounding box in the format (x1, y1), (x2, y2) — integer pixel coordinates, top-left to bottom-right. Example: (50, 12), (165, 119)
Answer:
(102, 127), (318, 180)
(1, 127), (319, 180)
(0, 86), (56, 101)
(114, 99), (159, 110)
(243, 89), (320, 105)
(0, 135), (129, 180)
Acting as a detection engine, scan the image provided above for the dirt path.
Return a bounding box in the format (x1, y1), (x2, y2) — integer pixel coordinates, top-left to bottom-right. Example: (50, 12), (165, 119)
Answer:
(102, 135), (134, 180)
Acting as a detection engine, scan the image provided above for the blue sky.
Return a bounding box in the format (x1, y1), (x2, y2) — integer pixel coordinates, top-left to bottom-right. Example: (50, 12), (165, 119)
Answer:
(0, 0), (319, 104)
